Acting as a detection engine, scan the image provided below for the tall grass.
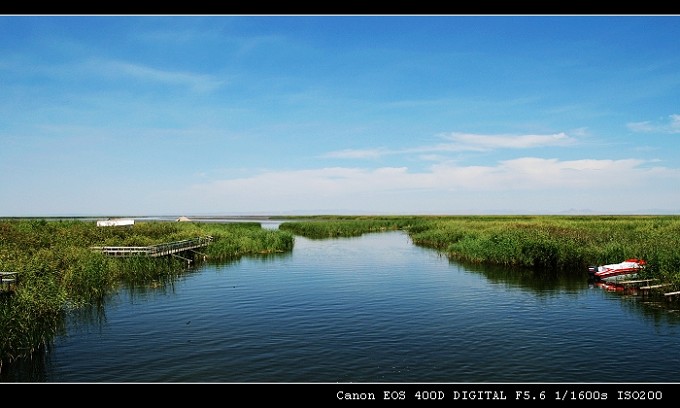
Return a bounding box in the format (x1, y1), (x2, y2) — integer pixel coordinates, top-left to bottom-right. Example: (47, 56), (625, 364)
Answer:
(279, 217), (424, 238)
(202, 223), (294, 260)
(281, 215), (680, 285)
(4, 215), (679, 369)
(407, 215), (680, 280)
(0, 219), (294, 367)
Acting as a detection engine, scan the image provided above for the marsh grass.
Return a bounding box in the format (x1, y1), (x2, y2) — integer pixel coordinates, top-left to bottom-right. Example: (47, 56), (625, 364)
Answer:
(281, 215), (680, 285)
(203, 223), (294, 260)
(279, 216), (423, 238)
(406, 216), (680, 279)
(0, 219), (294, 366)
(3, 215), (679, 370)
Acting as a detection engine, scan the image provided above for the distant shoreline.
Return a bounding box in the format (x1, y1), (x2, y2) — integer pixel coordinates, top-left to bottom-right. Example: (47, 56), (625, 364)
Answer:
(0, 215), (278, 221)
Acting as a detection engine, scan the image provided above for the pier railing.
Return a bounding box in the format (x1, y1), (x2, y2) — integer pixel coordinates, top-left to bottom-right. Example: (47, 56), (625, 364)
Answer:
(91, 236), (213, 258)
(1, 271), (19, 292)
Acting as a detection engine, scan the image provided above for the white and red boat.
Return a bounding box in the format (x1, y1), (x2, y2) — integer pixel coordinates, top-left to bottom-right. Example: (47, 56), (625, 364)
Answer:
(588, 258), (646, 282)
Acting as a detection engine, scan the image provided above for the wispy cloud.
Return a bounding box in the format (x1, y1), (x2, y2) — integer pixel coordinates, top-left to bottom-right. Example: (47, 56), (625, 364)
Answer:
(323, 148), (390, 159)
(5, 56), (227, 94)
(140, 26), (286, 57)
(627, 114), (680, 134)
(322, 132), (577, 160)
(87, 59), (226, 93)
(439, 132), (575, 150)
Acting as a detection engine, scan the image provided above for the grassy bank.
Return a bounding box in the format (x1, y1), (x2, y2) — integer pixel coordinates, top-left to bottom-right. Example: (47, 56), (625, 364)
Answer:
(280, 215), (680, 284)
(4, 214), (680, 370)
(279, 216), (425, 238)
(0, 219), (294, 367)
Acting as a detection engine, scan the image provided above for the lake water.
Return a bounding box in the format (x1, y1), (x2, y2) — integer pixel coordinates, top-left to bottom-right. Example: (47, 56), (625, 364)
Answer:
(4, 226), (680, 384)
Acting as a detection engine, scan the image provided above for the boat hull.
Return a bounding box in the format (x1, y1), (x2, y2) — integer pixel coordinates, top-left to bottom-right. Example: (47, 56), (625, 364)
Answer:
(596, 272), (639, 283)
(587, 259), (645, 283)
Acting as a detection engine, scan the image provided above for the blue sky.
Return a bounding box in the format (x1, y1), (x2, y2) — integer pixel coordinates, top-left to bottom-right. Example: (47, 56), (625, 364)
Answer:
(1, 15), (679, 216)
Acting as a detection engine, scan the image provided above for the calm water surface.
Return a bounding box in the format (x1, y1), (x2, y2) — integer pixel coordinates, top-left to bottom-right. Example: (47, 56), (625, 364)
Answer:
(9, 228), (680, 382)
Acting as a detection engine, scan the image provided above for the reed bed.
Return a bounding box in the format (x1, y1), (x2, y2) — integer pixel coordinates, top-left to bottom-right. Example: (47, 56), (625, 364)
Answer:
(279, 216), (425, 238)
(407, 216), (680, 279)
(3, 214), (679, 370)
(0, 219), (294, 367)
(201, 223), (294, 260)
(281, 215), (680, 285)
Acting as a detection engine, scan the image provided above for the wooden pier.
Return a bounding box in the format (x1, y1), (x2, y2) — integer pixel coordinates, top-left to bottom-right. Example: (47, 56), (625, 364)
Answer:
(91, 236), (213, 264)
(617, 278), (680, 299)
(1, 271), (19, 292)
(616, 278), (658, 286)
(596, 278), (680, 300)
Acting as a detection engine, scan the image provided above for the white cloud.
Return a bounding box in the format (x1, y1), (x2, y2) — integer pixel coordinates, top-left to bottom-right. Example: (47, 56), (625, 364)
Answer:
(627, 114), (680, 134)
(184, 157), (679, 214)
(322, 148), (389, 159)
(627, 121), (655, 133)
(440, 132), (575, 150)
(323, 132), (577, 160)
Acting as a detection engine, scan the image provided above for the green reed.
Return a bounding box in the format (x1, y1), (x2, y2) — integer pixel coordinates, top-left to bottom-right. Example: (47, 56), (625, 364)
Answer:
(3, 215), (679, 367)
(280, 215), (680, 285)
(0, 219), (295, 366)
(406, 215), (680, 278)
(279, 217), (424, 238)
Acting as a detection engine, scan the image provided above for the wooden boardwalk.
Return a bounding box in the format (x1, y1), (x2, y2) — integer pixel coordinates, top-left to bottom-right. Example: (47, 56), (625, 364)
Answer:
(91, 236), (213, 260)
(625, 279), (680, 299)
(598, 277), (680, 299)
(0, 271), (18, 292)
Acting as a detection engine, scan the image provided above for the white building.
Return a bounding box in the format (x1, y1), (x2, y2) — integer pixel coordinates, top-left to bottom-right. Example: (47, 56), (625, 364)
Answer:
(96, 218), (135, 227)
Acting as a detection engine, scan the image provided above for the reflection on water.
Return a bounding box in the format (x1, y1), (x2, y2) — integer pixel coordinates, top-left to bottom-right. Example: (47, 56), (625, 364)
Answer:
(2, 231), (680, 383)
(457, 259), (680, 325)
(460, 261), (588, 292)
